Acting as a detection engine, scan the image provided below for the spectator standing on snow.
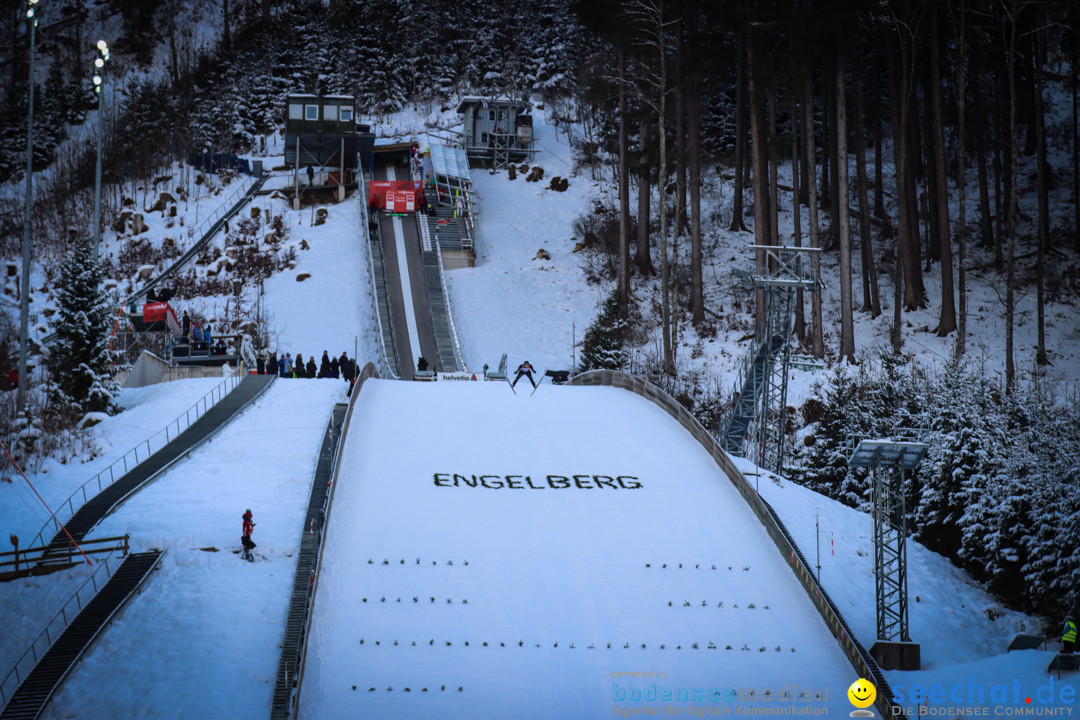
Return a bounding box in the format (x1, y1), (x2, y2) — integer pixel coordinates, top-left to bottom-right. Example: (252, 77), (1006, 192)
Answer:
(182, 311), (191, 342)
(330, 356), (339, 378)
(295, 354), (304, 378)
(267, 352), (277, 377)
(319, 351), (331, 378)
(257, 354), (265, 375)
(281, 354), (291, 378)
(241, 509), (256, 562)
(306, 356), (317, 378)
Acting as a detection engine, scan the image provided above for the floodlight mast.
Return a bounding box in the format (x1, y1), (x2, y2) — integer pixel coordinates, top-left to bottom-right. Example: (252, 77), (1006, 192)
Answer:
(17, 0), (40, 414)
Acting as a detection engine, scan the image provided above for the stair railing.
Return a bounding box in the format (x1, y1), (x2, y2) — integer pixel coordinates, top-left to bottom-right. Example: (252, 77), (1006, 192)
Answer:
(25, 374), (241, 551)
(0, 536), (130, 708)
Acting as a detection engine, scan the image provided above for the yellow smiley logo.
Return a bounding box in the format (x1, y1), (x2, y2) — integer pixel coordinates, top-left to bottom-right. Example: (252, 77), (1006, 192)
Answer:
(847, 678), (876, 708)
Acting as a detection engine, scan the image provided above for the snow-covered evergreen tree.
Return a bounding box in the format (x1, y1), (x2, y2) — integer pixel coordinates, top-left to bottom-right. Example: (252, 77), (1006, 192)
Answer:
(577, 288), (628, 372)
(47, 234), (119, 416)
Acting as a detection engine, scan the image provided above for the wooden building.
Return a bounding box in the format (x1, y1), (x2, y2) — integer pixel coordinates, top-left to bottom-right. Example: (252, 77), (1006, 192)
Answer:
(456, 96), (536, 168)
(284, 94), (372, 171)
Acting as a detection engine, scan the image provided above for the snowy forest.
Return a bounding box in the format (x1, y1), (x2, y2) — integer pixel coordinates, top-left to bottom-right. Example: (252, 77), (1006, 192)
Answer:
(0, 0), (1078, 626)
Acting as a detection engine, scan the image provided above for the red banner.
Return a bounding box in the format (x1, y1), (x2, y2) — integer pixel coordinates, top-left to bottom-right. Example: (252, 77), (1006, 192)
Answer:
(368, 180), (423, 212)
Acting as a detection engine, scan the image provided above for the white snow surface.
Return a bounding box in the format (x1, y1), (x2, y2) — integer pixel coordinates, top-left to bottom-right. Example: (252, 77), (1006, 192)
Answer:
(301, 380), (854, 718)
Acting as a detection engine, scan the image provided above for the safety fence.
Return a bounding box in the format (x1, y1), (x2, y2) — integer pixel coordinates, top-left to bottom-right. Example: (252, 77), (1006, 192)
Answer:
(24, 375), (241, 551)
(0, 536), (129, 707)
(279, 363), (378, 719)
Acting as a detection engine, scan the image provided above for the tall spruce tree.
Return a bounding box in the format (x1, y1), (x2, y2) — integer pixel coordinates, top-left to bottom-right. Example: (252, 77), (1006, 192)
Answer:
(48, 235), (119, 415)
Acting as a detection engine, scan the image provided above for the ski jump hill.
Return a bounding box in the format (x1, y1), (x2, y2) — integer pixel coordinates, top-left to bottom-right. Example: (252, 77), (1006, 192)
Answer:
(297, 373), (879, 719)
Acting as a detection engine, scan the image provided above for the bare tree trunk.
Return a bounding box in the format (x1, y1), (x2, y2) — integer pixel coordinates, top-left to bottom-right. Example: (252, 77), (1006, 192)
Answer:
(749, 30), (771, 333)
(994, 69), (1006, 268)
(930, 5), (956, 336)
(657, 11), (673, 377)
(888, 38), (910, 351)
(730, 34), (748, 232)
(803, 79), (825, 359)
(955, 0), (968, 358)
(1073, 43), (1080, 254)
(836, 58), (855, 363)
(675, 36), (688, 241)
(687, 0), (704, 324)
(976, 128), (994, 249)
(791, 94), (806, 338)
(618, 48), (631, 306)
(853, 56), (880, 317)
(636, 114), (653, 276)
(223, 0), (231, 53)
(769, 91), (779, 248)
(1034, 19), (1049, 366)
(1005, 7), (1017, 394)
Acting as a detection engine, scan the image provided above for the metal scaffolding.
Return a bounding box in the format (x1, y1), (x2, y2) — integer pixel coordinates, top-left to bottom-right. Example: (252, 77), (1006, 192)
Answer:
(721, 246), (821, 474)
(848, 439), (928, 643)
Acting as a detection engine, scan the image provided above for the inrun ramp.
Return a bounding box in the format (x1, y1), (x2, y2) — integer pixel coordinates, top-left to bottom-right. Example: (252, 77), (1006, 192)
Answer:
(42, 374), (275, 556)
(0, 551), (164, 720)
(300, 381), (857, 718)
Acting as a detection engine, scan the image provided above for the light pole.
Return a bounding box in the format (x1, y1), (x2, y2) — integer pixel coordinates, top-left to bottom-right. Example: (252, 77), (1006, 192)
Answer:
(92, 39), (109, 255)
(17, 0), (39, 415)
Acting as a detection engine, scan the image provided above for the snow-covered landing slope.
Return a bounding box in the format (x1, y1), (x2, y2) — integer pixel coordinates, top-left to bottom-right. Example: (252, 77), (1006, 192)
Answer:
(301, 380), (857, 719)
(33, 379), (347, 720)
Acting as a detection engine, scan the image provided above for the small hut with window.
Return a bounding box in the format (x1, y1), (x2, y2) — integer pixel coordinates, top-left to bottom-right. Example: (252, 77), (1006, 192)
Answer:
(456, 96), (536, 168)
(284, 94), (373, 202)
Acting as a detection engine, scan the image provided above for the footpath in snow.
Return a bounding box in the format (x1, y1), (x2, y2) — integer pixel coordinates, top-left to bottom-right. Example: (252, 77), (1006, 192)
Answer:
(301, 379), (855, 719)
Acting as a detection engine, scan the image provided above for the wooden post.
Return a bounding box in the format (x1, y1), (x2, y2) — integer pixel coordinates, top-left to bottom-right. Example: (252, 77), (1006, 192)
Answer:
(293, 137), (301, 210)
(339, 137), (345, 202)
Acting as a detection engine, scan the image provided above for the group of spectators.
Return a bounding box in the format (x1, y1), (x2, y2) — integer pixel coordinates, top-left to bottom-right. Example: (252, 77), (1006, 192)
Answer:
(181, 310), (228, 356)
(256, 350), (358, 384)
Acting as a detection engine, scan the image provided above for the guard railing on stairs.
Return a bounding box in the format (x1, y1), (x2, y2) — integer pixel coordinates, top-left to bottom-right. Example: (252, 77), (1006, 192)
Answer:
(24, 375), (241, 552)
(0, 538), (130, 707)
(0, 535), (129, 578)
(433, 237), (466, 372)
(360, 167), (400, 381)
(281, 363), (380, 719)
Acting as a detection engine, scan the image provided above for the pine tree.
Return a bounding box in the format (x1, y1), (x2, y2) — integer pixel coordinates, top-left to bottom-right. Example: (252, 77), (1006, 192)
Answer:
(577, 288), (629, 372)
(48, 235), (119, 415)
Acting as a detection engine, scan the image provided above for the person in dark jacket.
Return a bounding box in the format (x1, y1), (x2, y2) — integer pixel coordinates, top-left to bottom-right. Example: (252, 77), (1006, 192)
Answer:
(339, 353), (352, 382)
(295, 354), (305, 378)
(182, 311), (191, 342)
(305, 356), (317, 378)
(256, 354), (266, 375)
(319, 351), (331, 378)
(512, 360), (536, 389)
(267, 352), (278, 377)
(330, 356), (339, 378)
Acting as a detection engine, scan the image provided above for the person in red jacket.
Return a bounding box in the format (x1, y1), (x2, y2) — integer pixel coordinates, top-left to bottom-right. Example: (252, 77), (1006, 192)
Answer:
(241, 509), (256, 562)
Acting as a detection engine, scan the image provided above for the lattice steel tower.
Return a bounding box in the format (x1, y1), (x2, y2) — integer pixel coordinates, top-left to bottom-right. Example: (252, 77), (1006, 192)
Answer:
(848, 438), (928, 671)
(721, 246), (821, 474)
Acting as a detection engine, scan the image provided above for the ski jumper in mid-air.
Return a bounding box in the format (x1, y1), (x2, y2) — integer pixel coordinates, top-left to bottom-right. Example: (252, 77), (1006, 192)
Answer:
(512, 361), (536, 389)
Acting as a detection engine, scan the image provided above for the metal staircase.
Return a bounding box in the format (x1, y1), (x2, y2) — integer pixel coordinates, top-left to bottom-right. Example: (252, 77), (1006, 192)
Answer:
(38, 374), (274, 559)
(271, 403), (348, 720)
(0, 551), (165, 720)
(721, 246), (821, 474)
